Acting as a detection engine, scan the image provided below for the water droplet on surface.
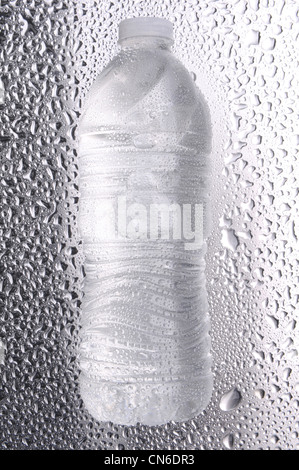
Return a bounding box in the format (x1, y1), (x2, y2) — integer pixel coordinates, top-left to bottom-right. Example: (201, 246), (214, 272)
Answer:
(221, 229), (239, 251)
(261, 37), (276, 51)
(254, 388), (265, 399)
(133, 134), (156, 149)
(222, 433), (235, 449)
(270, 435), (279, 444)
(0, 78), (5, 104)
(0, 339), (5, 365)
(245, 30), (260, 46)
(282, 368), (292, 381)
(220, 388), (242, 411)
(266, 315), (279, 329)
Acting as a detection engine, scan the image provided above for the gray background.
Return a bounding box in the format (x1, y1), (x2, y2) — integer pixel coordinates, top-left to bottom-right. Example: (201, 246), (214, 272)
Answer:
(0, 0), (298, 450)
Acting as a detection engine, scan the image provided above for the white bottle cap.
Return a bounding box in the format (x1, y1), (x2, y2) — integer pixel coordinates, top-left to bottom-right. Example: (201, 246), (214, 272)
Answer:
(118, 17), (174, 44)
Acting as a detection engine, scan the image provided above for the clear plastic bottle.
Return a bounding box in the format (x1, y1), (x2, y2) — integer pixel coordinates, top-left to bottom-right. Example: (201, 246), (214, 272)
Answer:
(78, 17), (213, 426)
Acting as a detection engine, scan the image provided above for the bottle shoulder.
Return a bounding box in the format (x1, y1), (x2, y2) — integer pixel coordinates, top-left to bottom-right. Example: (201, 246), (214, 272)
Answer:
(88, 48), (195, 98)
(79, 48), (211, 141)
(83, 49), (184, 103)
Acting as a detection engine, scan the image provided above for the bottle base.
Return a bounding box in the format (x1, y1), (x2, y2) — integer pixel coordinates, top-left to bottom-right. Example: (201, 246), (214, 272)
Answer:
(79, 374), (213, 426)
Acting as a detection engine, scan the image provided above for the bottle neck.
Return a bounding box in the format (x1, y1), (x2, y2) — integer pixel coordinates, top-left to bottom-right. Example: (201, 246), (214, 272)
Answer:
(119, 36), (173, 50)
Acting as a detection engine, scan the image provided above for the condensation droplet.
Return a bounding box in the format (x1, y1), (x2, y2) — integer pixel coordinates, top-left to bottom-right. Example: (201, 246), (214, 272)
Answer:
(0, 339), (5, 366)
(245, 30), (260, 46)
(220, 388), (242, 411)
(266, 315), (279, 329)
(133, 134), (156, 149)
(222, 433), (235, 449)
(254, 388), (265, 399)
(261, 37), (276, 51)
(0, 78), (5, 104)
(221, 228), (239, 251)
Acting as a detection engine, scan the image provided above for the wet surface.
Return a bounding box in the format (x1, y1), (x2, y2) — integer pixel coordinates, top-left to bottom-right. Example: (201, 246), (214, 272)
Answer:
(0, 0), (298, 450)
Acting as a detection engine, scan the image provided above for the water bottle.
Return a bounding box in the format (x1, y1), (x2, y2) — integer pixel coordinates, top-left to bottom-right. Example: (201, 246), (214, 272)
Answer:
(78, 17), (213, 426)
